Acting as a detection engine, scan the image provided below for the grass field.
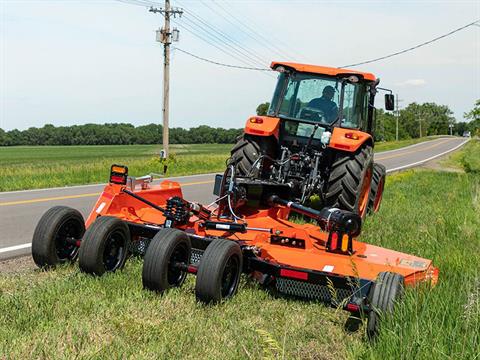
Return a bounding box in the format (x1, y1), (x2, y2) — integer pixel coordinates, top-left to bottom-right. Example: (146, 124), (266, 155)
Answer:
(0, 140), (478, 359)
(0, 137), (442, 192)
(0, 144), (232, 192)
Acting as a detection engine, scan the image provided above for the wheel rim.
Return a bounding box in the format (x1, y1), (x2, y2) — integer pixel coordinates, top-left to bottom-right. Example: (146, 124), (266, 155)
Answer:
(167, 243), (189, 286)
(55, 218), (82, 261)
(221, 255), (240, 298)
(103, 230), (126, 271)
(373, 177), (385, 212)
(358, 167), (373, 217)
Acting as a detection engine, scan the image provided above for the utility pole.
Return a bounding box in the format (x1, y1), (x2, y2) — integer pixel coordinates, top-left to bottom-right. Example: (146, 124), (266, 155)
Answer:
(394, 94), (403, 141)
(150, 2), (183, 158)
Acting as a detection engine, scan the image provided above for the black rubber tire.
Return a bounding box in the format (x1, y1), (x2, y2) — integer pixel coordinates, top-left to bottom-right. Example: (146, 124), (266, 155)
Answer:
(78, 216), (130, 276)
(367, 163), (386, 214)
(195, 238), (243, 304)
(142, 228), (191, 293)
(228, 134), (276, 178)
(32, 206), (85, 268)
(367, 271), (404, 339)
(324, 145), (374, 218)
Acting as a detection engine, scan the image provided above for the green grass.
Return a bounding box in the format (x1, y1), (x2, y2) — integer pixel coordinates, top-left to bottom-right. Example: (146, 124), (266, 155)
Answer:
(374, 136), (445, 152)
(1, 141), (479, 359)
(0, 144), (232, 192)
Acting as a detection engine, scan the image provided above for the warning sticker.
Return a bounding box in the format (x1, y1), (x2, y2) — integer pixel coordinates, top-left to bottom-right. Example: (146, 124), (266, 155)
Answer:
(399, 259), (427, 269)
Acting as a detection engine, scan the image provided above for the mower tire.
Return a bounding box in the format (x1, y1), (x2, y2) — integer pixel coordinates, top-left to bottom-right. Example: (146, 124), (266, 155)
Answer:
(367, 163), (386, 214)
(228, 134), (276, 178)
(195, 238), (243, 304)
(324, 145), (373, 218)
(79, 216), (130, 276)
(142, 228), (191, 293)
(32, 206), (85, 268)
(367, 271), (404, 338)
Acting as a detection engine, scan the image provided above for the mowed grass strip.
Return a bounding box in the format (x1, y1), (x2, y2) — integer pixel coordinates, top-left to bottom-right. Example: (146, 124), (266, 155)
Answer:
(0, 141), (479, 359)
(0, 144), (232, 192)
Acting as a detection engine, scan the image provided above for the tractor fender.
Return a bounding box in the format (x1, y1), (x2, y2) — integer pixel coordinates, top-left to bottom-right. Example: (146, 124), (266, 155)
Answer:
(244, 116), (280, 139)
(328, 128), (373, 152)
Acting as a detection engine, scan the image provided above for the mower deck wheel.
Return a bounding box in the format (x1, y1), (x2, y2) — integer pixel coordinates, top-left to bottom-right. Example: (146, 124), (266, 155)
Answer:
(78, 216), (130, 276)
(367, 163), (386, 214)
(367, 271), (404, 338)
(195, 238), (243, 304)
(142, 228), (191, 293)
(32, 206), (85, 268)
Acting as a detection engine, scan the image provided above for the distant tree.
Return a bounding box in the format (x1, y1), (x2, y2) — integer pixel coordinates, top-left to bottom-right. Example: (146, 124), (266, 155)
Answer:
(464, 99), (480, 136)
(256, 102), (270, 116)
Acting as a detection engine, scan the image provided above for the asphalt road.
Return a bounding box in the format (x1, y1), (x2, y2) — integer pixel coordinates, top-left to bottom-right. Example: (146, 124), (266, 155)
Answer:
(0, 136), (468, 260)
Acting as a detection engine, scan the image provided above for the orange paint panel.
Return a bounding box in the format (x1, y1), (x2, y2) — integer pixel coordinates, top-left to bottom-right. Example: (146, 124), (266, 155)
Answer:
(244, 116), (280, 138)
(328, 128), (372, 152)
(271, 62), (376, 82)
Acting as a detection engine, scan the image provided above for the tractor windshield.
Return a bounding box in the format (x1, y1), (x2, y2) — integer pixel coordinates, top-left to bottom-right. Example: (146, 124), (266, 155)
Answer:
(268, 72), (367, 129)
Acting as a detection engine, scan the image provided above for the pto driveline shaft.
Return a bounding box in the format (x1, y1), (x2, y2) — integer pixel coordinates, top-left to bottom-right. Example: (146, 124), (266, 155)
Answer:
(267, 195), (362, 237)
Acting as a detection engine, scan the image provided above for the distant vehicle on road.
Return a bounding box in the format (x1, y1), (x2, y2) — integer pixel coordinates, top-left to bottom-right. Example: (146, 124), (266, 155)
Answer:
(462, 131), (471, 137)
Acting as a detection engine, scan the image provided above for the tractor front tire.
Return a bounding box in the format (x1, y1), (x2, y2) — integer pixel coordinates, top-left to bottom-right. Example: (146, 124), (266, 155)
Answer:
(228, 135), (276, 178)
(78, 216), (130, 276)
(367, 163), (386, 214)
(195, 239), (243, 304)
(32, 206), (85, 268)
(324, 145), (373, 218)
(367, 271), (404, 339)
(142, 228), (191, 293)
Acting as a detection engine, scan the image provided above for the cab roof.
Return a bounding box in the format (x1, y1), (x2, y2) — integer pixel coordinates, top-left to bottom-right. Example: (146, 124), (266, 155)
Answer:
(270, 62), (377, 82)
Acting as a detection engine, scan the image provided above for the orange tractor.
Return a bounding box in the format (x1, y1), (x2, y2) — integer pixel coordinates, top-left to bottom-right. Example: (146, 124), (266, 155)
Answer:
(31, 63), (437, 339)
(229, 62), (394, 217)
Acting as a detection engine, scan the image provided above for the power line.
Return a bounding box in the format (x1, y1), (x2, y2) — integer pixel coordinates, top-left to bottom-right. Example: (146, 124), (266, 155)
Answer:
(174, 47), (274, 71)
(199, 0), (291, 60)
(210, 0), (298, 61)
(342, 20), (480, 68)
(115, 0), (271, 70)
(176, 10), (269, 68)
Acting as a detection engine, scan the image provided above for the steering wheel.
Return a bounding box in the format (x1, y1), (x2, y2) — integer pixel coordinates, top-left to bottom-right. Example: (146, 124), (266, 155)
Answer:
(299, 107), (325, 122)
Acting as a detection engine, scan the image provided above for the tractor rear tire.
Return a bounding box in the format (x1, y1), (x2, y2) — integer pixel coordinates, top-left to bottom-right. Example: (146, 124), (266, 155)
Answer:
(195, 238), (243, 304)
(367, 271), (404, 339)
(228, 135), (276, 178)
(32, 206), (85, 268)
(78, 216), (130, 276)
(367, 163), (386, 214)
(324, 145), (373, 218)
(142, 228), (191, 293)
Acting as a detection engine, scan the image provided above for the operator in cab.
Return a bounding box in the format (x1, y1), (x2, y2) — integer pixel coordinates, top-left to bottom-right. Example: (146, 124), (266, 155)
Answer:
(307, 85), (338, 123)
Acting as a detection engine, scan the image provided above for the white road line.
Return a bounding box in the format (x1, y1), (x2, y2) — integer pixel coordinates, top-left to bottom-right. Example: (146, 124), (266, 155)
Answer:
(0, 139), (469, 256)
(0, 243), (31, 254)
(386, 139), (469, 173)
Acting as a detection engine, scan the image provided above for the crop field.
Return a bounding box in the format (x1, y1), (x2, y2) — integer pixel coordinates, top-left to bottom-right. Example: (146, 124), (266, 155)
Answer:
(0, 137), (442, 192)
(0, 140), (478, 359)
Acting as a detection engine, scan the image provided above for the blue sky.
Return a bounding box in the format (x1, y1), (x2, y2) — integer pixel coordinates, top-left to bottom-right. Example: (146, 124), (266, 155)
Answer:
(1, 0), (479, 131)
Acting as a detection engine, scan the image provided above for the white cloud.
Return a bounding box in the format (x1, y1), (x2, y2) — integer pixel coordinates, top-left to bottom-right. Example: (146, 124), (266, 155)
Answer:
(395, 79), (427, 87)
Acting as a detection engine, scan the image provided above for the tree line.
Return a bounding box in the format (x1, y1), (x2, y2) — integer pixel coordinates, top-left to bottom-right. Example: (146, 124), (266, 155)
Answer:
(1, 100), (478, 146)
(0, 124), (243, 146)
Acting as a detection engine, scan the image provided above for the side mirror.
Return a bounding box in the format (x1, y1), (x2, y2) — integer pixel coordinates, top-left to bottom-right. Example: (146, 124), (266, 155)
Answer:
(385, 94), (395, 111)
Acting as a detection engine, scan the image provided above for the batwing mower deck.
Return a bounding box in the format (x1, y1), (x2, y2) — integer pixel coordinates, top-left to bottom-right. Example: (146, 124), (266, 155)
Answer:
(32, 164), (438, 338)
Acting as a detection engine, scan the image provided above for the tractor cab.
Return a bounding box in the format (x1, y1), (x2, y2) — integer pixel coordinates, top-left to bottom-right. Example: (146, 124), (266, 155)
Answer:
(267, 62), (383, 144)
